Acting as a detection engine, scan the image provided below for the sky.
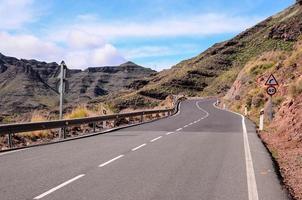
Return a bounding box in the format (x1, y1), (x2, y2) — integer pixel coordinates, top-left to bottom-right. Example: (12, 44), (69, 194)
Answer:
(0, 0), (295, 71)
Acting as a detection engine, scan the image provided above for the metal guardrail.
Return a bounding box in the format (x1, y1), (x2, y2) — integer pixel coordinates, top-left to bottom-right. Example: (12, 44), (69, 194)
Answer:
(0, 97), (184, 149)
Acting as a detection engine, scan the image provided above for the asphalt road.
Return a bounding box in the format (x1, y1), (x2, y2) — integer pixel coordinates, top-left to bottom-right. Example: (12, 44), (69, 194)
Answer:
(0, 99), (290, 200)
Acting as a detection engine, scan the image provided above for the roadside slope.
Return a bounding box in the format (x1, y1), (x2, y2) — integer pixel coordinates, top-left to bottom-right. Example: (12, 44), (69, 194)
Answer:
(224, 32), (302, 200)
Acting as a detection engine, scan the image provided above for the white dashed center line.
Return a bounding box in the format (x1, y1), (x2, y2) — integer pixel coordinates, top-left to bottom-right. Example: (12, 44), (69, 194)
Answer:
(166, 132), (174, 135)
(131, 144), (147, 151)
(150, 136), (162, 142)
(33, 174), (85, 199)
(176, 128), (182, 131)
(99, 155), (124, 167)
(184, 125), (188, 128)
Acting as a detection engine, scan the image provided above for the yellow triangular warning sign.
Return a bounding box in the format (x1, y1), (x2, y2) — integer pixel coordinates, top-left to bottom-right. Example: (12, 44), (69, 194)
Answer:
(265, 74), (278, 86)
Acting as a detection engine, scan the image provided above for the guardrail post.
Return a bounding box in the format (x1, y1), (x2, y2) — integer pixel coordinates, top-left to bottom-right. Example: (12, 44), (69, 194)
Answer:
(259, 108), (264, 131)
(140, 112), (144, 123)
(62, 127), (67, 139)
(8, 133), (13, 148)
(93, 122), (96, 133)
(113, 115), (118, 127)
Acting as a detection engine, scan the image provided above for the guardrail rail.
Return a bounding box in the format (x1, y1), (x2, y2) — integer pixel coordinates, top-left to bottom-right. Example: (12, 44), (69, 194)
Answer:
(0, 96), (185, 150)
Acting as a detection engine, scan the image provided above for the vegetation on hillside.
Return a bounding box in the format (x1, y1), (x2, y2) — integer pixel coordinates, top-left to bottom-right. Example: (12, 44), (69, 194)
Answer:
(225, 38), (302, 199)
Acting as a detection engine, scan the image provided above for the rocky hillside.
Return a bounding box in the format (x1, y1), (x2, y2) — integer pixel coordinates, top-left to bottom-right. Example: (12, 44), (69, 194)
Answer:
(135, 1), (302, 100)
(0, 54), (155, 120)
(224, 34), (302, 200)
(220, 1), (302, 199)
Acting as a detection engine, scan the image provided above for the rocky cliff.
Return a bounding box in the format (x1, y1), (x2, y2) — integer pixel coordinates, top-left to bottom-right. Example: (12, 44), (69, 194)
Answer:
(0, 54), (155, 118)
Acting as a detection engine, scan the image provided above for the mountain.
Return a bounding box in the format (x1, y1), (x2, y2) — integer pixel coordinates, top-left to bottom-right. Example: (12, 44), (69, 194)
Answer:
(135, 1), (302, 99)
(0, 54), (156, 116)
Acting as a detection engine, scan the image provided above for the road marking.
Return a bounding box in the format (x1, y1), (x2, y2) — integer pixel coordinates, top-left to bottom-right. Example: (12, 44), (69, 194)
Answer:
(132, 143), (147, 151)
(176, 128), (182, 131)
(241, 115), (259, 200)
(172, 102), (182, 117)
(213, 101), (259, 200)
(196, 101), (210, 119)
(0, 149), (26, 156)
(150, 136), (162, 142)
(184, 125), (188, 128)
(189, 123), (193, 125)
(99, 155), (124, 167)
(166, 132), (174, 135)
(33, 174), (85, 199)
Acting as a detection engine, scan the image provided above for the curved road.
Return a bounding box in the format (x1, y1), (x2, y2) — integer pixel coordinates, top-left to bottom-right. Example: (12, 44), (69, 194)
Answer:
(0, 99), (289, 200)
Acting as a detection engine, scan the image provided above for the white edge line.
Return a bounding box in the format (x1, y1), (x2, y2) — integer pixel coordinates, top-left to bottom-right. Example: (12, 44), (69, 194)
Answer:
(150, 136), (162, 142)
(166, 132), (174, 135)
(33, 174), (85, 199)
(213, 102), (259, 200)
(0, 149), (26, 156)
(99, 155), (124, 167)
(173, 102), (182, 117)
(131, 143), (147, 151)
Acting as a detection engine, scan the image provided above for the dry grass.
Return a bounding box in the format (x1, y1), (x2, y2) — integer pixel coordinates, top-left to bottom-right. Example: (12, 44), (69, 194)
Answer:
(289, 79), (302, 98)
(20, 112), (52, 139)
(65, 105), (91, 119)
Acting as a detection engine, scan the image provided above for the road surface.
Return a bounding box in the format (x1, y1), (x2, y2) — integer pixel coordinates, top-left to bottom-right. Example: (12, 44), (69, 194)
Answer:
(0, 99), (290, 200)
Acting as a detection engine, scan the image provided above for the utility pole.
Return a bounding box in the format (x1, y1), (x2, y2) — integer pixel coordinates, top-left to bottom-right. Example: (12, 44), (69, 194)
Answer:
(59, 61), (67, 138)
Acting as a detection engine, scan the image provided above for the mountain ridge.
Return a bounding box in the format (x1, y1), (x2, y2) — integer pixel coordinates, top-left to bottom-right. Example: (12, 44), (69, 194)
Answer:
(0, 53), (156, 117)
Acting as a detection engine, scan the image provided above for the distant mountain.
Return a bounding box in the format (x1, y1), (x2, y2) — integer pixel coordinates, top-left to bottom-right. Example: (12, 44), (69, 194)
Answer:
(0, 53), (156, 115)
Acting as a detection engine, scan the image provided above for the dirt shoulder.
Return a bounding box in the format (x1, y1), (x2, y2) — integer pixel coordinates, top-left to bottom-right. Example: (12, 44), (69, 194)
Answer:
(259, 95), (302, 200)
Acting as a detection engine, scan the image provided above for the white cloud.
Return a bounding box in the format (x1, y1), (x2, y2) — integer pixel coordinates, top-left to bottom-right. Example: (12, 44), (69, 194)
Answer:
(65, 44), (126, 68)
(50, 13), (261, 40)
(66, 29), (106, 49)
(0, 0), (37, 30)
(0, 31), (126, 69)
(0, 31), (62, 61)
(0, 1), (263, 70)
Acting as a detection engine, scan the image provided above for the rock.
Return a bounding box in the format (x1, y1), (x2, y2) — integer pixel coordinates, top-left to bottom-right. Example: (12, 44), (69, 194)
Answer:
(288, 100), (294, 107)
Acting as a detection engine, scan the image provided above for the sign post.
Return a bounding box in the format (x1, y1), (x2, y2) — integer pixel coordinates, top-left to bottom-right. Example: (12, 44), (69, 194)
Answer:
(265, 74), (278, 122)
(59, 61), (67, 138)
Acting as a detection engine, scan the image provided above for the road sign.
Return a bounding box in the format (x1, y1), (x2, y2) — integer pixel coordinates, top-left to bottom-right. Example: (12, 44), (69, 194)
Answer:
(265, 74), (278, 86)
(267, 86), (277, 96)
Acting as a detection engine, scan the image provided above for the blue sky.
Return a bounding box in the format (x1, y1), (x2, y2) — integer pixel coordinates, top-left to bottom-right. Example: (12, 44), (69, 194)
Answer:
(0, 0), (295, 71)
